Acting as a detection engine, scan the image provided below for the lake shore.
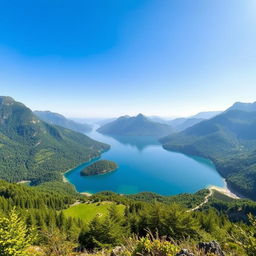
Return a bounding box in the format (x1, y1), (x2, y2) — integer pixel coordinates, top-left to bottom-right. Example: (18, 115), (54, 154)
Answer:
(208, 183), (240, 199)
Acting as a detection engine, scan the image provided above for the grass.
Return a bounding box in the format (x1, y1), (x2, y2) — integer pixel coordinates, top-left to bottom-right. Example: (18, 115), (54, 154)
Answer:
(63, 202), (125, 223)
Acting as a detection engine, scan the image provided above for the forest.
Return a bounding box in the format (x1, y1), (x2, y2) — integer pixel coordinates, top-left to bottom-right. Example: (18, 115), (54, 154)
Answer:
(0, 180), (256, 256)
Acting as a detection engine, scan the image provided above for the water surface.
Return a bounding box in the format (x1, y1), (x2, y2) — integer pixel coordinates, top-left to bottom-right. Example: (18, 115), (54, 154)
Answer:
(65, 128), (224, 195)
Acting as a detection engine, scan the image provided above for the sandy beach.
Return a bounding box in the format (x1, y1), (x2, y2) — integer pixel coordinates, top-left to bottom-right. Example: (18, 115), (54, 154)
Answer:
(208, 185), (240, 199)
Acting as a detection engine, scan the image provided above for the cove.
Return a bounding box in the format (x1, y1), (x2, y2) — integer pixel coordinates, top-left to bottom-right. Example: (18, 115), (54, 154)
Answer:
(65, 128), (224, 195)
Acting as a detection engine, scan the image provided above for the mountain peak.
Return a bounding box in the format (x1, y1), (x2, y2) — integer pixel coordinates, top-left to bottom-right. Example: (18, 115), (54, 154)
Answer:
(227, 101), (256, 112)
(97, 113), (173, 137)
(0, 96), (16, 105)
(136, 113), (147, 119)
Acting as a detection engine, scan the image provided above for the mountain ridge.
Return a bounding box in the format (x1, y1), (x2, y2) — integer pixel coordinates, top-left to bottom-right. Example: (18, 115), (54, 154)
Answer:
(97, 113), (173, 137)
(34, 110), (92, 133)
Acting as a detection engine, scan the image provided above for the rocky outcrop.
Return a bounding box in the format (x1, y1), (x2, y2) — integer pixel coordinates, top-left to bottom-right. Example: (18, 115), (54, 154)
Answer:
(198, 241), (225, 256)
(176, 248), (194, 256)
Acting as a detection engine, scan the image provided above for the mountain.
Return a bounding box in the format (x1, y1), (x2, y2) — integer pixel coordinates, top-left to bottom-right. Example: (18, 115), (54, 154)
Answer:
(97, 113), (173, 137)
(0, 96), (109, 185)
(168, 117), (205, 131)
(226, 101), (256, 112)
(160, 108), (256, 199)
(34, 110), (92, 133)
(165, 111), (221, 132)
(191, 111), (222, 119)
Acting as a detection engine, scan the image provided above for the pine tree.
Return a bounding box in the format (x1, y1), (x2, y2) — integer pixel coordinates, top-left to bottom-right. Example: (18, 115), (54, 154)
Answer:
(0, 209), (36, 256)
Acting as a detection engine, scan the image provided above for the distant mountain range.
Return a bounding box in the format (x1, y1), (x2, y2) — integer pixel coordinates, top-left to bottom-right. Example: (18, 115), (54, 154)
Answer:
(97, 113), (173, 137)
(0, 96), (109, 185)
(149, 111), (222, 132)
(160, 102), (256, 200)
(34, 110), (92, 133)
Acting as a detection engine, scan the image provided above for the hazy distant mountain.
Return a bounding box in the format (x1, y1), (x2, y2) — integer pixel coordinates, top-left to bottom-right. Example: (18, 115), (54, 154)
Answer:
(161, 107), (256, 200)
(0, 96), (108, 184)
(170, 117), (205, 131)
(148, 116), (172, 124)
(71, 117), (116, 126)
(226, 101), (256, 112)
(34, 111), (92, 133)
(150, 112), (222, 132)
(191, 111), (222, 119)
(97, 113), (173, 137)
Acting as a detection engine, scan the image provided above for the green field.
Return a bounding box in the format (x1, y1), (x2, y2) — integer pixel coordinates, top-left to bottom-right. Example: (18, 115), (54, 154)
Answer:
(63, 202), (125, 222)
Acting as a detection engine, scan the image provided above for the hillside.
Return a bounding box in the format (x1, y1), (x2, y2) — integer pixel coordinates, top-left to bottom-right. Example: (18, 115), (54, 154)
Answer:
(97, 113), (173, 137)
(34, 110), (92, 133)
(0, 96), (109, 185)
(160, 109), (256, 200)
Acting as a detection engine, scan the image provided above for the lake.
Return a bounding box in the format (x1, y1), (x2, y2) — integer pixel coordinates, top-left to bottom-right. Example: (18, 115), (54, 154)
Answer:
(65, 128), (224, 195)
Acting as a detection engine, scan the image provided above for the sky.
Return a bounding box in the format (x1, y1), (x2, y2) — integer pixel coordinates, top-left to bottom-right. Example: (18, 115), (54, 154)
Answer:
(0, 0), (256, 118)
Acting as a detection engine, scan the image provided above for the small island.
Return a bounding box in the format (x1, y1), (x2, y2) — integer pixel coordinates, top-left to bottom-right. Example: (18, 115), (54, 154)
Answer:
(80, 160), (118, 176)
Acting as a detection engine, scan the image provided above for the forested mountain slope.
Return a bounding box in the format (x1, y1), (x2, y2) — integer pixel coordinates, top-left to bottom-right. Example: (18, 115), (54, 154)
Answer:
(0, 96), (109, 185)
(161, 109), (256, 200)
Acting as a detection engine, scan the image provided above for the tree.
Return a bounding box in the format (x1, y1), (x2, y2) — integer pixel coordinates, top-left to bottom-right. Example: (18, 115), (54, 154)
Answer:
(0, 208), (36, 256)
(42, 228), (75, 256)
(233, 214), (256, 256)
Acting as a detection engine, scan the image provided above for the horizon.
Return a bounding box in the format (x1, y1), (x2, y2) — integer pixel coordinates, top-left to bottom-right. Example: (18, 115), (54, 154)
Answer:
(1, 0), (256, 117)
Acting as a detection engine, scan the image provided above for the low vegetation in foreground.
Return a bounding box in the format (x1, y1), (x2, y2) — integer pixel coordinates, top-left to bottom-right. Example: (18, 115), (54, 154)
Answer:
(80, 160), (118, 176)
(0, 180), (256, 255)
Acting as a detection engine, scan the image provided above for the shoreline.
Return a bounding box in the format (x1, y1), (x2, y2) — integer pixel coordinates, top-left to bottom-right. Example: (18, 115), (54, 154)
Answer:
(62, 146), (243, 200)
(208, 183), (240, 199)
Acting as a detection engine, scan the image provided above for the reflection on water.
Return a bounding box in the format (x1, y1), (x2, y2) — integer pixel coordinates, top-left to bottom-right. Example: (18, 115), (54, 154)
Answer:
(65, 127), (224, 195)
(108, 135), (159, 151)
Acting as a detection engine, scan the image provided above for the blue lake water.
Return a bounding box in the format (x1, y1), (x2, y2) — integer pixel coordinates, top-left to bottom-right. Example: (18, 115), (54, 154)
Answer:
(65, 128), (224, 195)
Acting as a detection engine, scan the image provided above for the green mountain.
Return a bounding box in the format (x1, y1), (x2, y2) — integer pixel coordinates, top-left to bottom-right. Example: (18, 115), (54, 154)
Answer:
(97, 113), (173, 137)
(160, 109), (256, 200)
(0, 96), (109, 185)
(34, 110), (92, 133)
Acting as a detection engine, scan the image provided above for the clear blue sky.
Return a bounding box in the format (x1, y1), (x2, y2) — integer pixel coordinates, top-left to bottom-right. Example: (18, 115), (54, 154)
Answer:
(0, 0), (256, 117)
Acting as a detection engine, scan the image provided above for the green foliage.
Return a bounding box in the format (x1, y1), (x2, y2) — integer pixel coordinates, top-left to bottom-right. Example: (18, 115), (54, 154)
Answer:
(127, 190), (209, 209)
(41, 228), (76, 256)
(79, 205), (129, 250)
(0, 209), (35, 256)
(131, 236), (179, 256)
(233, 214), (256, 256)
(81, 160), (118, 176)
